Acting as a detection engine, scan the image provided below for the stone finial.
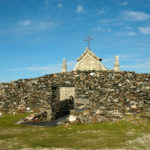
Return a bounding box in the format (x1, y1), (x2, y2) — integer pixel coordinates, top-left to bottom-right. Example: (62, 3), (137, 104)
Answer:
(62, 58), (67, 73)
(114, 56), (120, 71)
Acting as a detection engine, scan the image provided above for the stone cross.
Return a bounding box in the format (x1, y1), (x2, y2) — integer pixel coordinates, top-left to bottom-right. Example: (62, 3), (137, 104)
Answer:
(84, 34), (94, 49)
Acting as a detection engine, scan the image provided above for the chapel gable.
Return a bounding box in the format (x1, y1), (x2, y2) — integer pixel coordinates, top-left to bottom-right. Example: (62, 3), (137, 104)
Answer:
(74, 48), (107, 71)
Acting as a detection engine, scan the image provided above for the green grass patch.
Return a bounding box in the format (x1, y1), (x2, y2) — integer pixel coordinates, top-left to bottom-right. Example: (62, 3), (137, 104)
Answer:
(0, 113), (29, 127)
(0, 114), (150, 150)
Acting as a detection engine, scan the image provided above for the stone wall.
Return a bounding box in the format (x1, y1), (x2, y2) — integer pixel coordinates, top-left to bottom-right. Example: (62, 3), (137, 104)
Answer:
(0, 71), (150, 121)
(74, 71), (150, 114)
(0, 78), (53, 120)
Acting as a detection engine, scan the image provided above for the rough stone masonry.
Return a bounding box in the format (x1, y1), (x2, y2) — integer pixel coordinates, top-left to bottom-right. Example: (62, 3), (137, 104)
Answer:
(0, 70), (150, 123)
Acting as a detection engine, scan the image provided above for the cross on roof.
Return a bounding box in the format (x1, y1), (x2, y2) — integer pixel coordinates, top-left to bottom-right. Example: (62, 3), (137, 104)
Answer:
(84, 34), (94, 49)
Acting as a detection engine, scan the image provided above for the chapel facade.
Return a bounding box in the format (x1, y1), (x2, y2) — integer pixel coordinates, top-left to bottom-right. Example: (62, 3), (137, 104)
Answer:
(62, 47), (120, 72)
(74, 48), (107, 71)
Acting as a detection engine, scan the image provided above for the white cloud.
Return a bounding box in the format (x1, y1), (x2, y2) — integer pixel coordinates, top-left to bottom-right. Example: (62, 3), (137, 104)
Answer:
(138, 27), (150, 34)
(121, 2), (128, 6)
(114, 54), (150, 73)
(121, 59), (150, 71)
(45, 0), (63, 8)
(67, 61), (76, 71)
(100, 19), (112, 24)
(0, 19), (56, 37)
(26, 66), (55, 72)
(102, 54), (137, 69)
(57, 3), (63, 8)
(125, 26), (132, 30)
(124, 11), (150, 21)
(37, 21), (54, 29)
(11, 61), (76, 74)
(126, 31), (136, 36)
(76, 5), (84, 14)
(94, 26), (112, 32)
(103, 54), (150, 73)
(44, 0), (51, 7)
(20, 20), (31, 26)
(19, 20), (55, 32)
(115, 31), (136, 36)
(94, 26), (103, 31)
(11, 64), (61, 74)
(96, 10), (106, 15)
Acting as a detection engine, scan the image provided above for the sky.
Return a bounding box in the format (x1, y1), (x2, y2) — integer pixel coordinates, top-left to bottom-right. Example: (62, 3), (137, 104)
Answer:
(0, 0), (150, 82)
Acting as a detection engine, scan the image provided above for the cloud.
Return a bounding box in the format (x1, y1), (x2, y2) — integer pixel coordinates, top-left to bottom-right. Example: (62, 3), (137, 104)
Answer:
(57, 3), (63, 8)
(11, 64), (61, 74)
(115, 31), (136, 36)
(126, 31), (136, 36)
(123, 11), (150, 21)
(103, 54), (150, 73)
(120, 2), (128, 6)
(93, 26), (103, 31)
(26, 66), (56, 72)
(102, 54), (138, 70)
(11, 61), (76, 74)
(76, 5), (84, 14)
(67, 61), (76, 71)
(44, 0), (51, 7)
(19, 20), (55, 32)
(96, 10), (106, 15)
(94, 26), (112, 32)
(121, 59), (150, 72)
(100, 19), (112, 24)
(0, 19), (56, 38)
(36, 21), (54, 29)
(138, 27), (150, 34)
(20, 20), (31, 26)
(114, 54), (150, 73)
(44, 0), (63, 9)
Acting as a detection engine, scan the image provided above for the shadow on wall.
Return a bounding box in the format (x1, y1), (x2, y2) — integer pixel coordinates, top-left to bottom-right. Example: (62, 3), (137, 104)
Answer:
(55, 96), (74, 119)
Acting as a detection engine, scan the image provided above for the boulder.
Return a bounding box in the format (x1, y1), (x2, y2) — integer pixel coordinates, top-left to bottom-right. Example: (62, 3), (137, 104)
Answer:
(15, 111), (48, 124)
(68, 115), (77, 122)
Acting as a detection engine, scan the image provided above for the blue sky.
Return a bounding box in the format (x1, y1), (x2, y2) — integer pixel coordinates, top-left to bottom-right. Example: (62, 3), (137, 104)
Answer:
(0, 0), (150, 82)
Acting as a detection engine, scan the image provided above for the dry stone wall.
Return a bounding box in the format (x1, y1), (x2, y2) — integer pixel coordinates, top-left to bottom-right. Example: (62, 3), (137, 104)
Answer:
(0, 71), (150, 121)
(74, 71), (150, 114)
(0, 78), (53, 119)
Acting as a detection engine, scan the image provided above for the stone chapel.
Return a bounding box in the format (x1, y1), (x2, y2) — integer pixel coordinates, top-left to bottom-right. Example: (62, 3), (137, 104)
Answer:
(62, 35), (120, 72)
(62, 47), (120, 72)
(74, 47), (107, 71)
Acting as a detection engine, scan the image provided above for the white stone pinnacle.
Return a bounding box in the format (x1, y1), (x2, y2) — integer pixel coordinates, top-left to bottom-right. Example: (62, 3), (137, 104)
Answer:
(62, 58), (67, 73)
(114, 56), (120, 71)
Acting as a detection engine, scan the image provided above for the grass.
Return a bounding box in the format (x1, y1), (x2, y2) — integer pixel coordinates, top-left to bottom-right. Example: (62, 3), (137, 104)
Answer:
(0, 114), (150, 150)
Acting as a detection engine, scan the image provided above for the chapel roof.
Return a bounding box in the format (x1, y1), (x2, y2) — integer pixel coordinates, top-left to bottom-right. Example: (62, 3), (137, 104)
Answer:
(77, 48), (102, 61)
